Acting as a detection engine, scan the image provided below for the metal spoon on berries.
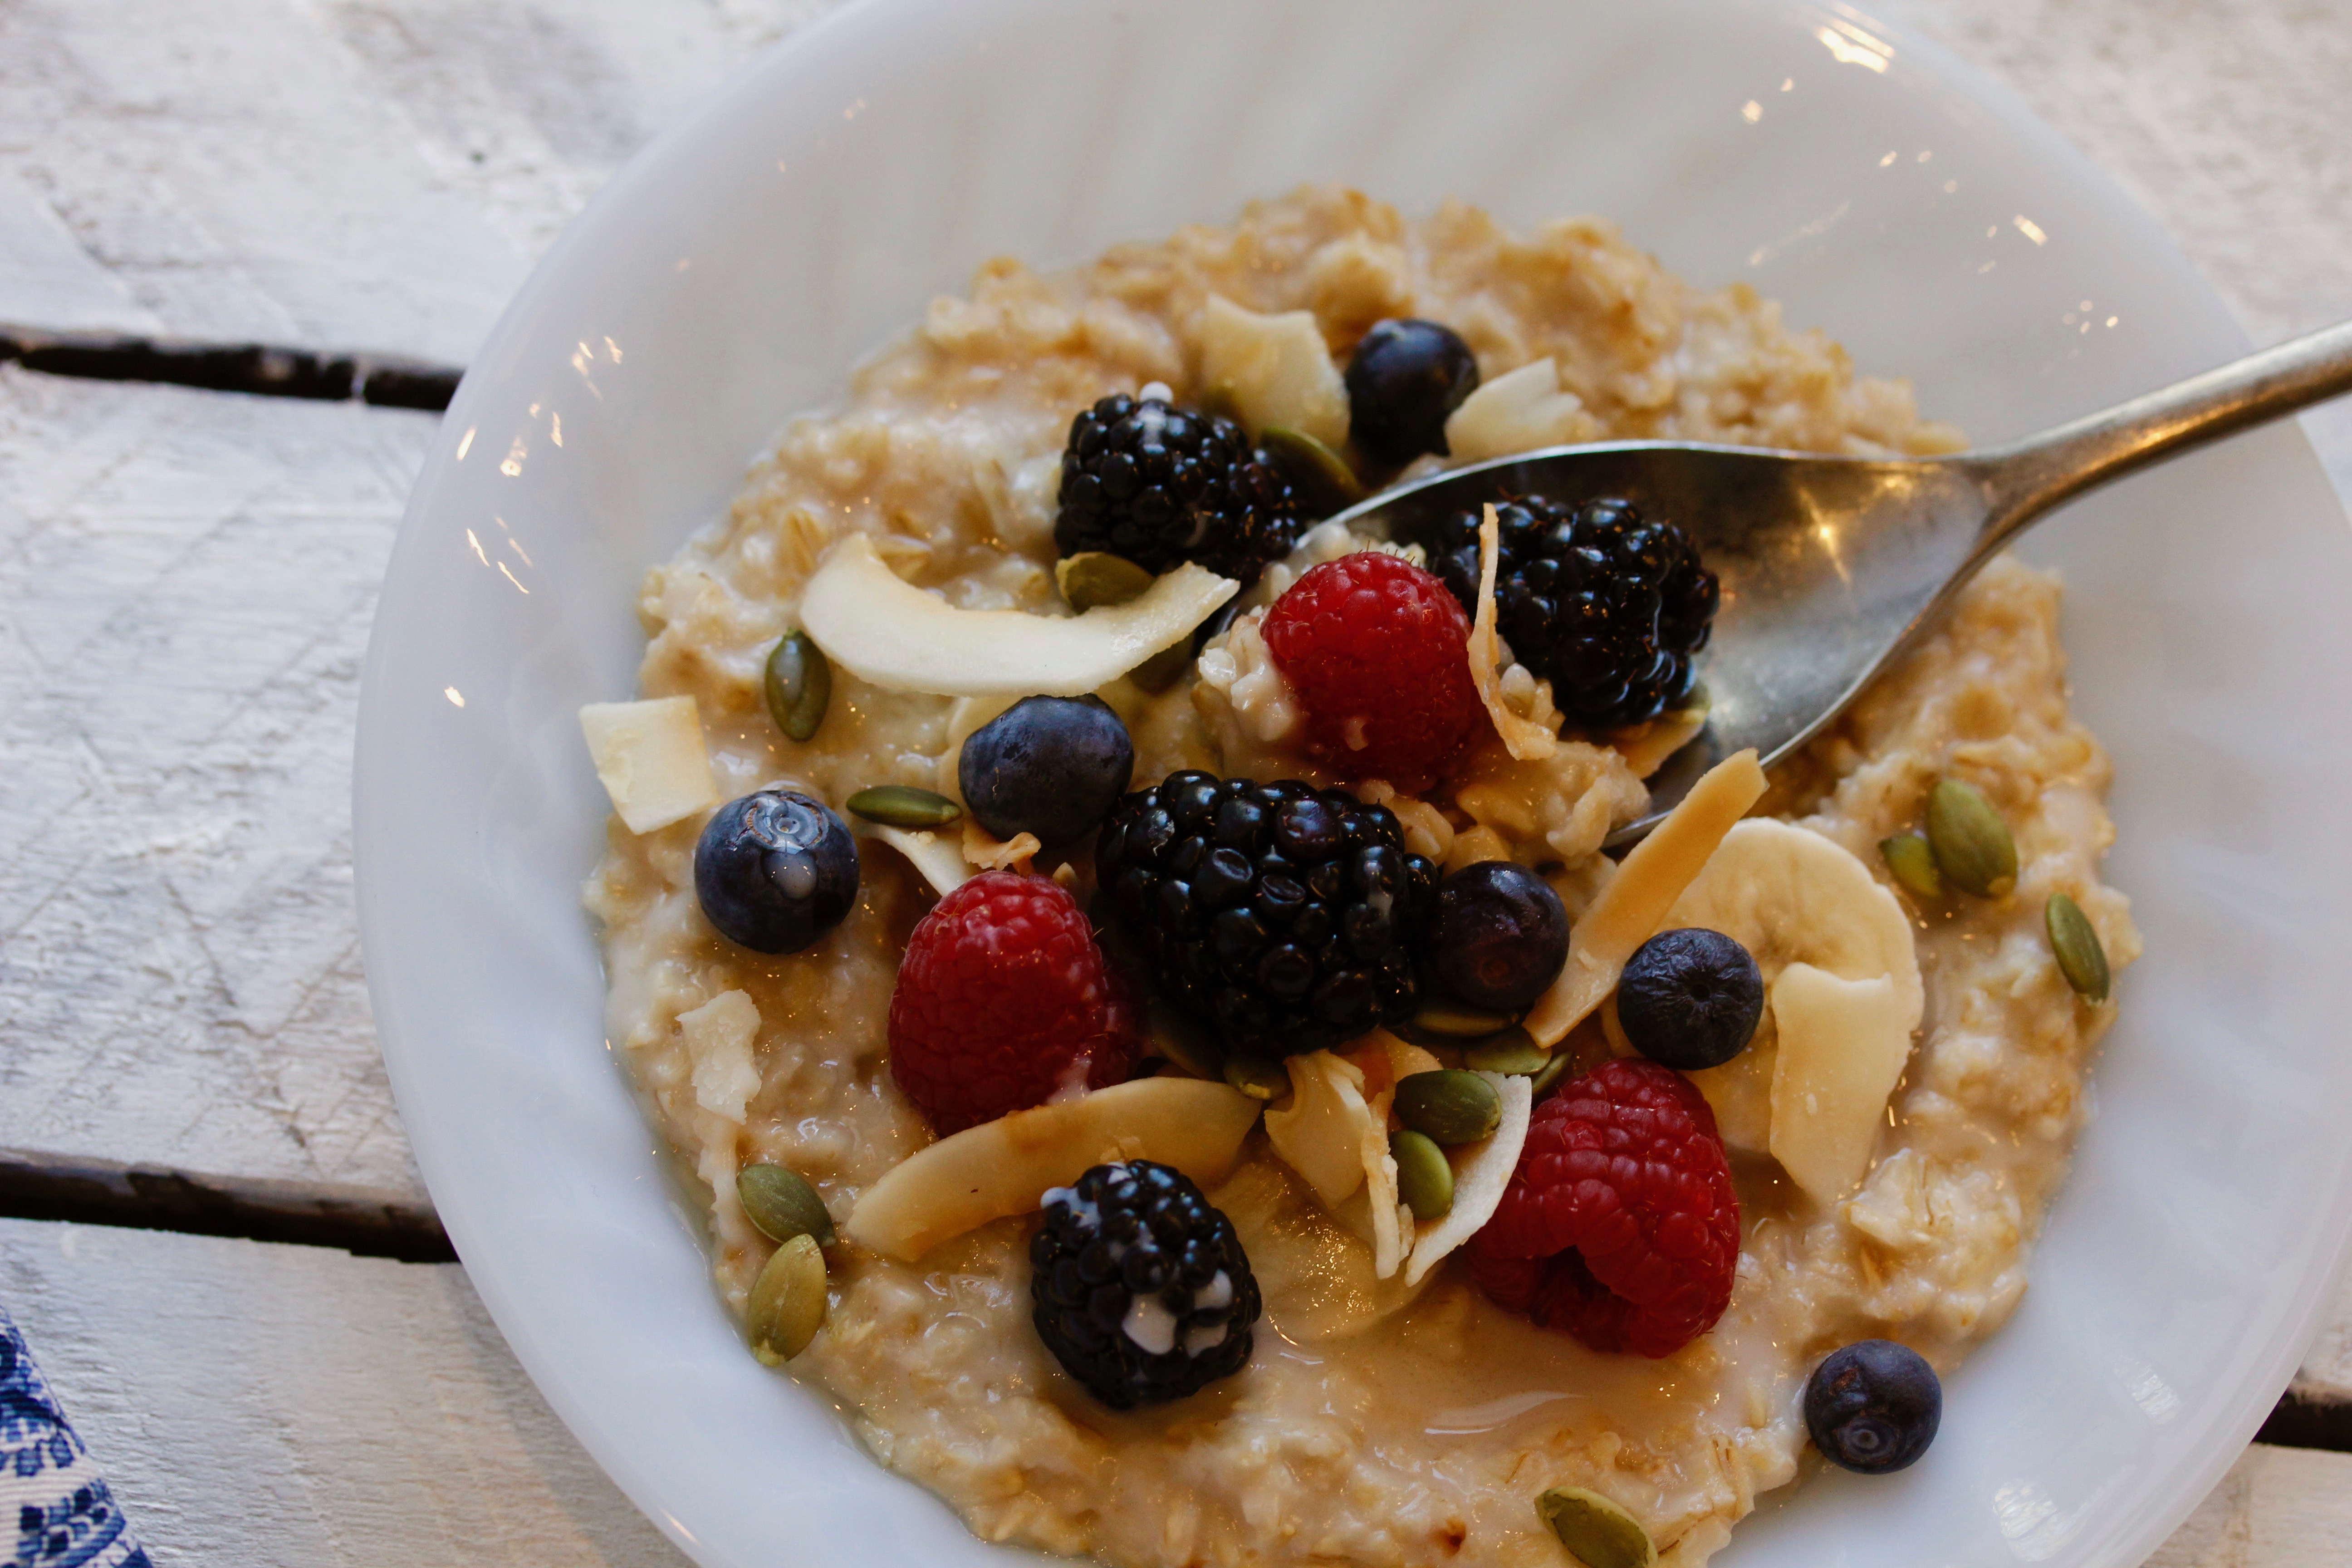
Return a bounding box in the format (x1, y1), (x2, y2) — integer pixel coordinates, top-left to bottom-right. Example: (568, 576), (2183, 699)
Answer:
(1337, 317), (2352, 844)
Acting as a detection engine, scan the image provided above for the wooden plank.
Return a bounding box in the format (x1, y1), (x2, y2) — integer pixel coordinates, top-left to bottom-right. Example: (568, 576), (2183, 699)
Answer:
(2146, 1443), (2352, 1565)
(0, 368), (432, 1201)
(0, 1217), (689, 1566)
(2292, 1264), (2352, 1405)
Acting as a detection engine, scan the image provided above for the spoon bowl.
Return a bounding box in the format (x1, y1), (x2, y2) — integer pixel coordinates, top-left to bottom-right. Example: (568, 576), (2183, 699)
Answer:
(1333, 318), (2352, 838)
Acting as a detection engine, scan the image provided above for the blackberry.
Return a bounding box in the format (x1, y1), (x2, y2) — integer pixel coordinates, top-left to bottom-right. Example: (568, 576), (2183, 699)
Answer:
(1030, 1160), (1261, 1409)
(1055, 393), (1302, 586)
(1431, 496), (1719, 729)
(1095, 772), (1440, 1058)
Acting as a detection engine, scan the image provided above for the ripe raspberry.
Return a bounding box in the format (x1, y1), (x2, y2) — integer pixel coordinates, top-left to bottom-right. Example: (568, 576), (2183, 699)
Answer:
(1260, 551), (1486, 789)
(1466, 1058), (1739, 1357)
(888, 871), (1142, 1135)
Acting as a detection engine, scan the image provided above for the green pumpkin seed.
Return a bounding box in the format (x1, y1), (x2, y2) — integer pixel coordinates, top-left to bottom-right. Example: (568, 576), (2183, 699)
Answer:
(845, 784), (962, 830)
(1394, 1069), (1503, 1146)
(1537, 1486), (1656, 1568)
(747, 1233), (828, 1365)
(1878, 831), (1944, 901)
(1259, 426), (1366, 517)
(1224, 1053), (1291, 1101)
(2045, 892), (2111, 1002)
(764, 631), (831, 743)
(1408, 999), (1523, 1040)
(737, 1163), (835, 1246)
(1528, 1047), (1577, 1099)
(1925, 778), (2017, 898)
(1391, 1129), (1454, 1221)
(1462, 1027), (1550, 1076)
(1056, 551), (1156, 612)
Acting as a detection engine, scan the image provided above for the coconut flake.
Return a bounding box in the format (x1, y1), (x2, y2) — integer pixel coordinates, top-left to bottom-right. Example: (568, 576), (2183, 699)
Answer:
(1264, 1050), (1374, 1208)
(801, 534), (1236, 697)
(1611, 703), (1709, 779)
(867, 826), (970, 895)
(961, 821), (1040, 873)
(1405, 1071), (1532, 1285)
(1467, 505), (1562, 762)
(1363, 1083), (1404, 1280)
(1443, 357), (1592, 461)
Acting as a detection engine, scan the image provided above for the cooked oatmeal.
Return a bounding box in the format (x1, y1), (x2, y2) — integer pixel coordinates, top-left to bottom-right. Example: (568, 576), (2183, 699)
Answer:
(583, 186), (2136, 1568)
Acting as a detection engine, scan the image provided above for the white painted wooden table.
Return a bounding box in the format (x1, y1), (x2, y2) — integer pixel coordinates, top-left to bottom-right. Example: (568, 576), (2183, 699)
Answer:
(0, 1), (2345, 1562)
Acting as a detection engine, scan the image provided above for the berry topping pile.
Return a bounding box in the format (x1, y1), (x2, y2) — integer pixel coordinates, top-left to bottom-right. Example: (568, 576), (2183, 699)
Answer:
(1054, 393), (1302, 586)
(1095, 772), (1439, 1058)
(1432, 496), (1719, 729)
(1260, 551), (1487, 788)
(1617, 928), (1764, 1071)
(1467, 1059), (1740, 1357)
(694, 789), (860, 954)
(1029, 1160), (1261, 1409)
(1432, 861), (1571, 1012)
(887, 871), (1141, 1135)
(957, 694), (1136, 844)
(1803, 1340), (1942, 1473)
(1344, 318), (1481, 466)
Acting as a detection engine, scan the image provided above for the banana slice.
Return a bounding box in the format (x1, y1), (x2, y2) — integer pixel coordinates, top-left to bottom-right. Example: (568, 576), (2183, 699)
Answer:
(1663, 819), (1921, 1200)
(1767, 964), (1916, 1204)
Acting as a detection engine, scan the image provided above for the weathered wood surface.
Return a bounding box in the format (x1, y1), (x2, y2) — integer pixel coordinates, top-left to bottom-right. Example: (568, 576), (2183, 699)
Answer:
(0, 1219), (689, 1566)
(0, 0), (2347, 1561)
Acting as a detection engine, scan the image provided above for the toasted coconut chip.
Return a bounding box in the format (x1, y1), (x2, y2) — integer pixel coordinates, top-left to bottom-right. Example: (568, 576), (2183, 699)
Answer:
(1404, 1071), (1532, 1286)
(961, 821), (1040, 874)
(1363, 1084), (1405, 1280)
(1611, 703), (1709, 779)
(867, 826), (970, 896)
(1264, 1050), (1376, 1209)
(802, 533), (1236, 698)
(843, 1077), (1263, 1261)
(1467, 505), (1562, 762)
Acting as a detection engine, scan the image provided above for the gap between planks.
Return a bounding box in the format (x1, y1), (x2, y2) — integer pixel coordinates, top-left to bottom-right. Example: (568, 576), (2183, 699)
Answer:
(0, 1147), (453, 1263)
(0, 322), (460, 409)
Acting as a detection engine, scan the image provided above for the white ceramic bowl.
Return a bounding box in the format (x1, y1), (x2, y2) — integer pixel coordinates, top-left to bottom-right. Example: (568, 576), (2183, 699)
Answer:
(354, 2), (2352, 1565)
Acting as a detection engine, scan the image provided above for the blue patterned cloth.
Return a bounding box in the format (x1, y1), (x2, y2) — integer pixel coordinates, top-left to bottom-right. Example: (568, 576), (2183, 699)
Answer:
(0, 1308), (146, 1568)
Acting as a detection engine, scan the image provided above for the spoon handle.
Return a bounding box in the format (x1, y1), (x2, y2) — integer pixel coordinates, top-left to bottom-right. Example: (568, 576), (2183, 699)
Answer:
(1970, 316), (2352, 550)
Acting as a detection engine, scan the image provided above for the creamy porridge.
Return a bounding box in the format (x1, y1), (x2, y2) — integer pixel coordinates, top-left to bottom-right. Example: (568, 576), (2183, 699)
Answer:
(579, 186), (2136, 1568)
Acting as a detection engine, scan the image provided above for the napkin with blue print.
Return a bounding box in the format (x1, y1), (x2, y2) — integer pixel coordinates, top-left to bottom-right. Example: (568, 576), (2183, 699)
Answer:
(1, 1306), (147, 1568)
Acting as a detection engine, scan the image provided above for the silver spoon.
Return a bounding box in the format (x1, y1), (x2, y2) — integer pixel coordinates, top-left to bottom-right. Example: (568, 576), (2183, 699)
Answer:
(1330, 319), (2352, 843)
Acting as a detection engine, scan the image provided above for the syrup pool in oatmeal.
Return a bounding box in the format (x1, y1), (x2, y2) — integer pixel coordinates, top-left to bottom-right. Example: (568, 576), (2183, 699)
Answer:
(578, 186), (2136, 1568)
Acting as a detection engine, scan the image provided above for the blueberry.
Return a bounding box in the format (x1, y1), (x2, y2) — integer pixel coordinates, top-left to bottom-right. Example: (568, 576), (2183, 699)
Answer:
(959, 695), (1136, 843)
(1344, 319), (1481, 466)
(694, 789), (858, 954)
(1431, 862), (1569, 1012)
(1804, 1340), (1942, 1474)
(1617, 928), (1763, 1070)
